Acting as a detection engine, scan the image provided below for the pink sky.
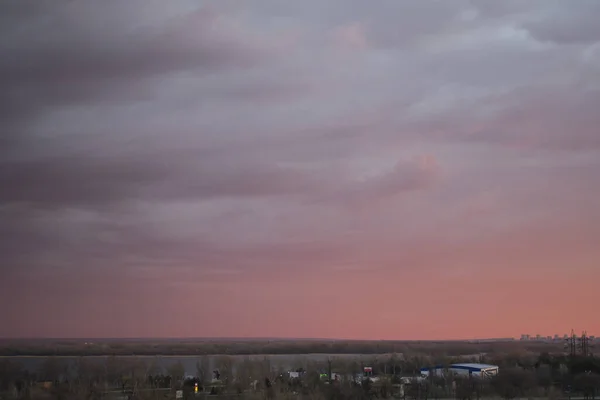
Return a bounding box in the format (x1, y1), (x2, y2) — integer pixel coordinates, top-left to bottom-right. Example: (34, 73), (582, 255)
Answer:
(1, 1), (599, 339)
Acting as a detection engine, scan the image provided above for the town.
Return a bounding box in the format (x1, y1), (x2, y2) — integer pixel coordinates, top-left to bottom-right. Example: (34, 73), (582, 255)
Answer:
(1, 338), (599, 399)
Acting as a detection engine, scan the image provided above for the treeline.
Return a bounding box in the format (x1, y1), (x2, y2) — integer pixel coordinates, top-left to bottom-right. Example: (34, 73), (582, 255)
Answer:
(0, 339), (565, 356)
(1, 351), (599, 399)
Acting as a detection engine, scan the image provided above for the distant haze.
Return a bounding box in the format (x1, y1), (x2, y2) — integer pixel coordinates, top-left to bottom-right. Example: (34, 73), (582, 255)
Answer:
(1, 0), (599, 339)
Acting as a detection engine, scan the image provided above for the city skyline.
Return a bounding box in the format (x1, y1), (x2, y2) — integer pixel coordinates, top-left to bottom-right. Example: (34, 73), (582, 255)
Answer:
(520, 330), (597, 338)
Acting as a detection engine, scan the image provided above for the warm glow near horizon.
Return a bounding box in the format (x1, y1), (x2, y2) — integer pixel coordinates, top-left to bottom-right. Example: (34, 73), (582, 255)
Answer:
(1, 1), (599, 340)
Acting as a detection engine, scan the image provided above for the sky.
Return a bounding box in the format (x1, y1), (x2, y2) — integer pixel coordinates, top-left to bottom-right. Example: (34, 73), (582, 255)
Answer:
(1, 0), (600, 340)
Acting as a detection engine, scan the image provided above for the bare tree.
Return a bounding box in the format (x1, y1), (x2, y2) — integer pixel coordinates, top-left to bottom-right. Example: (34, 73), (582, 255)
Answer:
(166, 361), (185, 389)
(195, 355), (210, 385)
(39, 357), (68, 383)
(573, 372), (600, 400)
(70, 357), (98, 400)
(490, 368), (536, 400)
(215, 355), (234, 388)
(0, 360), (28, 398)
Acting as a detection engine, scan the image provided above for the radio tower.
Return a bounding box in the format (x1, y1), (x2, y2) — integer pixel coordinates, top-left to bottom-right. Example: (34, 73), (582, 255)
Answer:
(578, 331), (592, 357)
(564, 329), (577, 357)
(565, 329), (594, 357)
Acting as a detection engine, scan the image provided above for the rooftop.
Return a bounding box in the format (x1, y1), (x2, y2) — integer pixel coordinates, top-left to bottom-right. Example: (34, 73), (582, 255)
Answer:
(451, 363), (498, 370)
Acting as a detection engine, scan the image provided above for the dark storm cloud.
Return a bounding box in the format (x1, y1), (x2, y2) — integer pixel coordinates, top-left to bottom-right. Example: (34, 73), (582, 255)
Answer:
(0, 151), (330, 209)
(0, 155), (169, 209)
(0, 2), (262, 82)
(0, 201), (349, 281)
(0, 0), (270, 148)
(0, 0), (314, 211)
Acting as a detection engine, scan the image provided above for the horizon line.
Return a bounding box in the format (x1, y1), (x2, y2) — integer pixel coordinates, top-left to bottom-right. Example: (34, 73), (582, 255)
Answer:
(0, 336), (521, 342)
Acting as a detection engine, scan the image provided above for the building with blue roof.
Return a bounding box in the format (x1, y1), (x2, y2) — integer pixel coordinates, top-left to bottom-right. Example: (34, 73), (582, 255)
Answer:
(420, 363), (499, 378)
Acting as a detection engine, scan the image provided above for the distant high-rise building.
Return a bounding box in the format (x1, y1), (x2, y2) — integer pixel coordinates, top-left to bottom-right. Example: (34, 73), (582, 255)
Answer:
(520, 334), (530, 341)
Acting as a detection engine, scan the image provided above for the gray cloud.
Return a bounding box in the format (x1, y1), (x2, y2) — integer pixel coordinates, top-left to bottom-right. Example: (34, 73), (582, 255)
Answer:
(0, 152), (330, 209)
(519, 1), (600, 44)
(312, 156), (440, 209)
(1, 0), (600, 315)
(0, 1), (276, 152)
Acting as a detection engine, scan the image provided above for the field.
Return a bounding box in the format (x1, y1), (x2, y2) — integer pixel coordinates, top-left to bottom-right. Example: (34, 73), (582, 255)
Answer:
(0, 337), (566, 357)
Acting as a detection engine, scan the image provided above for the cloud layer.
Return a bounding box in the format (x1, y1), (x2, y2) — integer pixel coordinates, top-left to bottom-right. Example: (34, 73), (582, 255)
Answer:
(1, 0), (599, 339)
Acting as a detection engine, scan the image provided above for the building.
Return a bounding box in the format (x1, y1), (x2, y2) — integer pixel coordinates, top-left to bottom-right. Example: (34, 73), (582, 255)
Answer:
(450, 363), (499, 377)
(420, 365), (445, 377)
(421, 363), (499, 378)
